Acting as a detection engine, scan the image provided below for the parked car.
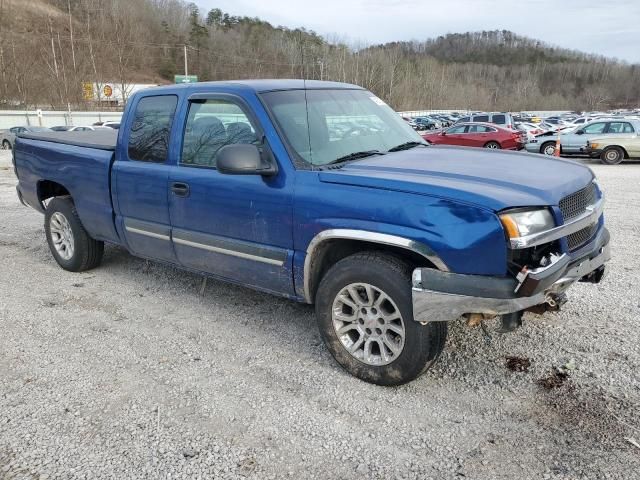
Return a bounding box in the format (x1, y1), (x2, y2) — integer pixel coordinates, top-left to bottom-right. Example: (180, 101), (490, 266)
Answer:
(1, 126), (51, 149)
(422, 122), (525, 150)
(13, 80), (610, 386)
(410, 116), (440, 131)
(585, 136), (640, 164)
(566, 116), (594, 127)
(515, 122), (545, 141)
(92, 121), (121, 129)
(524, 119), (640, 156)
(50, 125), (110, 132)
(455, 112), (516, 130)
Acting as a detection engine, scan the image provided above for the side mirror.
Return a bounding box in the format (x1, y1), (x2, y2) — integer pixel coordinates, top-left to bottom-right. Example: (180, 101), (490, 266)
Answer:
(576, 130), (584, 135)
(441, 130), (447, 136)
(216, 144), (277, 176)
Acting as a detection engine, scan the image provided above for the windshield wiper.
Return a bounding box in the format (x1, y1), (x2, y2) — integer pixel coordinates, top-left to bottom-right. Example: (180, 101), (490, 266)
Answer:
(323, 150), (385, 166)
(387, 141), (429, 152)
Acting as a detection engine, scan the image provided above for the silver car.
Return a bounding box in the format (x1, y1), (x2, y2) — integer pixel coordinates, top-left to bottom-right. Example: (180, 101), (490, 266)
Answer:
(524, 119), (640, 156)
(1, 126), (52, 150)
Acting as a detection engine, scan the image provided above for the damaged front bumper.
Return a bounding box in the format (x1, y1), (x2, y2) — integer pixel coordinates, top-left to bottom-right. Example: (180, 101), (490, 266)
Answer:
(411, 228), (611, 324)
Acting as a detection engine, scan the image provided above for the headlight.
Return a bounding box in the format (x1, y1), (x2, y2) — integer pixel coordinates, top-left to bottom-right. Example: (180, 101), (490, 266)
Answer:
(499, 208), (555, 239)
(590, 143), (600, 149)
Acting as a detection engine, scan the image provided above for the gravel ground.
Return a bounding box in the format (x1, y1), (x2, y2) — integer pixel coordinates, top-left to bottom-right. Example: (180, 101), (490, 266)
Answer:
(0, 149), (639, 479)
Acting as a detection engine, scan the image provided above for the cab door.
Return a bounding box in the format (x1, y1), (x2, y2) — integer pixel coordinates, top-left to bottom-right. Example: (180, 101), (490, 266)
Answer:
(112, 94), (178, 263)
(566, 121), (607, 153)
(442, 125), (468, 146)
(167, 94), (294, 295)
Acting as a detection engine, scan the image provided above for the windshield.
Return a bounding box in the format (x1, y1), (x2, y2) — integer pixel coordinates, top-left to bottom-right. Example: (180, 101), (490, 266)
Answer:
(261, 89), (423, 166)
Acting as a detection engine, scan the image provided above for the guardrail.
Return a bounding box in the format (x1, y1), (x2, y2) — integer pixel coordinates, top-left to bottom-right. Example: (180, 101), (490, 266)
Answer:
(0, 110), (123, 130)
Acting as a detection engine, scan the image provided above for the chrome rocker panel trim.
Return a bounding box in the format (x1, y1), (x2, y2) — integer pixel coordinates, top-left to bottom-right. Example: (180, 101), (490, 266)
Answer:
(303, 229), (448, 303)
(510, 197), (604, 249)
(412, 242), (610, 324)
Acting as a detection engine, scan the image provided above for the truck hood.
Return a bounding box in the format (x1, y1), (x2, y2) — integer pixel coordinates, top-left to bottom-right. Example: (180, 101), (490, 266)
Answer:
(318, 146), (594, 211)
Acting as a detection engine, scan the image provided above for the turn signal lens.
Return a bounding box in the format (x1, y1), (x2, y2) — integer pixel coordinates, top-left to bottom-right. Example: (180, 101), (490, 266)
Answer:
(500, 215), (520, 238)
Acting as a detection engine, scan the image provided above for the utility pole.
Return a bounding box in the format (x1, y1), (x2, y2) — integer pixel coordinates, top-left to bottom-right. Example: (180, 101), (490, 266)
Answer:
(184, 45), (188, 76)
(68, 0), (76, 72)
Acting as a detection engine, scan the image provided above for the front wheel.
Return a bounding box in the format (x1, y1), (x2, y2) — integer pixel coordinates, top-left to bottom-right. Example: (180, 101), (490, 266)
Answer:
(45, 197), (104, 272)
(484, 141), (501, 149)
(315, 252), (447, 386)
(541, 141), (557, 156)
(600, 146), (624, 165)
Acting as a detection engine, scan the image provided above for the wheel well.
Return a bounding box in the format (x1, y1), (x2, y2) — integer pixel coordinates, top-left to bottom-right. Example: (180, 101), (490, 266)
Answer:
(38, 180), (70, 206)
(306, 239), (437, 303)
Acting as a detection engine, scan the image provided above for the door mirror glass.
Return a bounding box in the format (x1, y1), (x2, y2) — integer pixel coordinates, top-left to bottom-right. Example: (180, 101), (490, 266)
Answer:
(216, 144), (277, 176)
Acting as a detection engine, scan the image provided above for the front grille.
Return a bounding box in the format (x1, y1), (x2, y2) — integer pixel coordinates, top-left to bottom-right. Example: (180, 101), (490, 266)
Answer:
(559, 182), (597, 221)
(559, 182), (599, 251)
(566, 222), (599, 251)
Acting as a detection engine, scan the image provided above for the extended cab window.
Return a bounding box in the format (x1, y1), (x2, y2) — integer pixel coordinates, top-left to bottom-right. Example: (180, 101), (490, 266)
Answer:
(181, 99), (258, 167)
(128, 95), (178, 163)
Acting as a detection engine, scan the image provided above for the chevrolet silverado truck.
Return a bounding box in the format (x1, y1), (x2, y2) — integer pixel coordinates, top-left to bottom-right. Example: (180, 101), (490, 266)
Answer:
(13, 80), (610, 385)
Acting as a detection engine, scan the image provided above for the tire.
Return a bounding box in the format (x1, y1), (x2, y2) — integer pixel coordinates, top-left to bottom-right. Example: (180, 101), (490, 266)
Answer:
(1, 140), (11, 150)
(600, 146), (624, 165)
(44, 197), (104, 272)
(541, 141), (557, 156)
(484, 141), (501, 149)
(315, 252), (447, 386)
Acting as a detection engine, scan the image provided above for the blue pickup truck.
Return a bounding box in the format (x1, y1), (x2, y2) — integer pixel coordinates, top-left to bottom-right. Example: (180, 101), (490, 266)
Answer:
(13, 80), (610, 385)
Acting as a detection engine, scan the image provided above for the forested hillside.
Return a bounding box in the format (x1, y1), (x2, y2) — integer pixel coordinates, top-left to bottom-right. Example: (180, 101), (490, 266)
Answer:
(1, 0), (639, 111)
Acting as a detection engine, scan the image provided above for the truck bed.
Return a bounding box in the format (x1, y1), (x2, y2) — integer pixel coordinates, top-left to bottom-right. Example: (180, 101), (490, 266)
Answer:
(14, 133), (120, 245)
(18, 129), (118, 151)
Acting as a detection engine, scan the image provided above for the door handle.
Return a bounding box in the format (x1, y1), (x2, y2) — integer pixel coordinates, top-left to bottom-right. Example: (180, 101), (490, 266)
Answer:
(171, 182), (190, 197)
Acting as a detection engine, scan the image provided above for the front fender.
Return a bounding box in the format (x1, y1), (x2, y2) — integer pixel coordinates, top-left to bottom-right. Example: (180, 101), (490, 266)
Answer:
(293, 174), (508, 300)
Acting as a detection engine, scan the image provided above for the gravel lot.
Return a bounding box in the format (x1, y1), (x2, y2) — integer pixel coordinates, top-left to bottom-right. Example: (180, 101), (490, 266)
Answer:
(1, 149), (639, 479)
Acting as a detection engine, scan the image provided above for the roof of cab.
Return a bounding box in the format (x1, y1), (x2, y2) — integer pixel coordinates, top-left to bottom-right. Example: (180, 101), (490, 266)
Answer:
(138, 79), (364, 96)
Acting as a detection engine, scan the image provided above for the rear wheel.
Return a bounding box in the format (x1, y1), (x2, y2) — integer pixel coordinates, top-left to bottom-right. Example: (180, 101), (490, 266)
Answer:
(45, 197), (104, 272)
(315, 252), (447, 386)
(1, 140), (11, 150)
(541, 141), (557, 156)
(484, 141), (501, 149)
(600, 146), (624, 165)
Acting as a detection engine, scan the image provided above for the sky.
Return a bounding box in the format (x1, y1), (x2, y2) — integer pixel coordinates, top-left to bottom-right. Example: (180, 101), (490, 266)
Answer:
(195, 0), (640, 64)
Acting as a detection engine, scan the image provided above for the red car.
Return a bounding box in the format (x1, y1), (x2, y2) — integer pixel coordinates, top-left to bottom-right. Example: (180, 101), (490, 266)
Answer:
(421, 122), (525, 150)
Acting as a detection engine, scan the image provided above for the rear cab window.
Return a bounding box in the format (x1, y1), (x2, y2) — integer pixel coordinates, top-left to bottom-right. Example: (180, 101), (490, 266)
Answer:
(127, 95), (178, 163)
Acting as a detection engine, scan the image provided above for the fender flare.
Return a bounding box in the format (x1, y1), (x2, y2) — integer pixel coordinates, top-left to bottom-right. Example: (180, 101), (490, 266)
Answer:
(303, 229), (448, 303)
